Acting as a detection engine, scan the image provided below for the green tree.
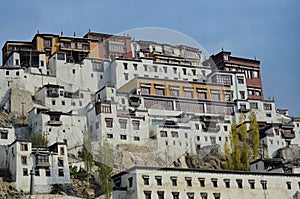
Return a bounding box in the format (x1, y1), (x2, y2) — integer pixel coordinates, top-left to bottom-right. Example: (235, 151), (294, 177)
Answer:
(97, 162), (113, 199)
(28, 134), (48, 146)
(248, 110), (260, 160)
(230, 121), (243, 170)
(81, 127), (93, 186)
(223, 139), (233, 170)
(239, 114), (250, 170)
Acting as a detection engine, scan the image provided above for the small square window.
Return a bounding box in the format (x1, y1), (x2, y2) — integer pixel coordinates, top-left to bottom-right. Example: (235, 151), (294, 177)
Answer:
(155, 176), (162, 186)
(107, 134), (113, 138)
(46, 169), (51, 177)
(199, 178), (205, 187)
(58, 169), (64, 177)
(21, 144), (28, 151)
(171, 177), (177, 186)
(186, 177), (192, 187)
(143, 175), (149, 185)
(120, 135), (127, 140)
(224, 179), (230, 188)
(134, 136), (140, 141)
(23, 168), (28, 176)
(35, 169), (40, 176)
(21, 156), (27, 165)
(287, 182), (292, 190)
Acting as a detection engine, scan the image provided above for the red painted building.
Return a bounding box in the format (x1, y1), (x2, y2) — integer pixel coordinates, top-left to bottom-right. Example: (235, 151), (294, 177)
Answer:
(208, 51), (264, 100)
(84, 31), (133, 60)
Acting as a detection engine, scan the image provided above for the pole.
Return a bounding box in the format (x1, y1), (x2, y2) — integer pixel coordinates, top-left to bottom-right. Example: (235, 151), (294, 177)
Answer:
(30, 169), (34, 196)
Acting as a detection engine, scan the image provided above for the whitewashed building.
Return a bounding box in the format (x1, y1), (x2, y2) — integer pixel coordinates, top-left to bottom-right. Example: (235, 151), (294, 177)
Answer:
(6, 139), (70, 193)
(113, 166), (300, 199)
(28, 107), (87, 156)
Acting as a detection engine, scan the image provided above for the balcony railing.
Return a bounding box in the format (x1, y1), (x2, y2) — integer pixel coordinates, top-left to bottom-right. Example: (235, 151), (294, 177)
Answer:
(36, 161), (50, 168)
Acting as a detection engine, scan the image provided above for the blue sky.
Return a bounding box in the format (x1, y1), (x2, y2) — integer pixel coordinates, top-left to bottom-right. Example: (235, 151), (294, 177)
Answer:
(0, 0), (299, 115)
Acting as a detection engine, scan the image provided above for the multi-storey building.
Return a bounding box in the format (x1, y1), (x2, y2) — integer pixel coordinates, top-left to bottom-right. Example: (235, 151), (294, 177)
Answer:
(206, 51), (264, 100)
(1, 139), (70, 193)
(113, 166), (300, 199)
(28, 107), (87, 156)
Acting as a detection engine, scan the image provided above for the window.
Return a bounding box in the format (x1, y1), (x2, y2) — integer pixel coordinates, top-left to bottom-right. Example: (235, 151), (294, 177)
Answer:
(171, 192), (179, 199)
(105, 118), (113, 128)
(40, 61), (44, 67)
(171, 177), (177, 186)
(0, 131), (8, 139)
(123, 62), (128, 70)
(195, 123), (199, 130)
(131, 63), (137, 70)
(261, 180), (267, 190)
(155, 176), (162, 186)
(224, 126), (228, 131)
(224, 179), (230, 188)
(57, 53), (65, 60)
(144, 64), (148, 71)
(236, 179), (243, 189)
(192, 69), (196, 76)
(143, 175), (149, 185)
(15, 59), (19, 65)
(210, 136), (216, 144)
(44, 39), (52, 48)
(198, 91), (207, 100)
(187, 192), (194, 199)
(119, 119), (127, 129)
(237, 76), (244, 84)
(197, 136), (200, 141)
(144, 191), (151, 199)
(200, 192), (208, 199)
(35, 169), (40, 176)
(107, 134), (113, 138)
(124, 73), (129, 80)
(249, 180), (255, 189)
(132, 120), (140, 130)
(72, 69), (75, 74)
(163, 66), (167, 73)
(153, 65), (157, 72)
(173, 67), (177, 74)
(120, 135), (127, 140)
(186, 177), (192, 187)
(184, 90), (193, 98)
(171, 131), (178, 138)
(134, 136), (140, 141)
(20, 144), (28, 151)
(182, 68), (187, 75)
(211, 91), (220, 101)
(128, 177), (133, 187)
(266, 113), (272, 117)
(23, 168), (28, 176)
(250, 102), (258, 109)
(61, 101), (65, 106)
(155, 88), (165, 96)
(45, 169), (51, 177)
(211, 178), (218, 187)
(213, 193), (221, 199)
(95, 121), (100, 129)
(58, 169), (64, 177)
(287, 181), (291, 190)
(16, 71), (20, 76)
(264, 103), (272, 110)
(141, 87), (150, 95)
(184, 133), (188, 138)
(160, 131), (167, 137)
(256, 91), (261, 96)
(240, 91), (245, 99)
(58, 158), (64, 167)
(170, 86), (180, 97)
(6, 71), (9, 76)
(52, 100), (56, 105)
(199, 178), (205, 187)
(60, 147), (65, 155)
(157, 191), (164, 199)
(21, 156), (27, 165)
(253, 71), (259, 78)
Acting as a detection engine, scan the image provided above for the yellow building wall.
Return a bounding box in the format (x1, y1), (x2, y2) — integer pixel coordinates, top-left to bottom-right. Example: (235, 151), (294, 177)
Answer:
(136, 78), (232, 101)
